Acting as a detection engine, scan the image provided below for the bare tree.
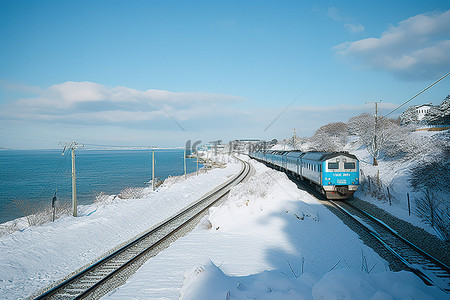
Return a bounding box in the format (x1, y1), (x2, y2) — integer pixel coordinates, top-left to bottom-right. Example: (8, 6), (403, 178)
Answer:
(409, 158), (450, 193)
(414, 189), (440, 227)
(348, 114), (398, 165)
(309, 122), (348, 152)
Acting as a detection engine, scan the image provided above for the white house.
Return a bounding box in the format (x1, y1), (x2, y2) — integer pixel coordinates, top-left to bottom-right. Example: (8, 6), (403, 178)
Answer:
(415, 103), (433, 121)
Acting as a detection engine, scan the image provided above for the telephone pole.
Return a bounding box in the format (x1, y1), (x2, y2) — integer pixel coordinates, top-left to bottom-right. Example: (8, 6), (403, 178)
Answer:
(152, 149), (155, 191)
(292, 128), (298, 149)
(366, 100), (382, 166)
(184, 149), (187, 179)
(62, 142), (83, 217)
(196, 150), (199, 176)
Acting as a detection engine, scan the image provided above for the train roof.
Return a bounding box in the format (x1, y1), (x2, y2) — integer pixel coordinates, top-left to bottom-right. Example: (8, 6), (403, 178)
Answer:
(285, 151), (305, 158)
(268, 150), (289, 154)
(302, 152), (358, 162)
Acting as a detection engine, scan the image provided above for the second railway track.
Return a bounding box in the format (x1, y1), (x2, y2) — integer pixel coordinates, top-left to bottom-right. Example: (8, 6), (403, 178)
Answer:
(35, 157), (252, 300)
(261, 158), (450, 293)
(328, 199), (450, 293)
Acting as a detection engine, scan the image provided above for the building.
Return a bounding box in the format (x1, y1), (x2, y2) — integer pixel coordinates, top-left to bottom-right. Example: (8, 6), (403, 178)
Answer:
(400, 95), (450, 129)
(415, 104), (433, 121)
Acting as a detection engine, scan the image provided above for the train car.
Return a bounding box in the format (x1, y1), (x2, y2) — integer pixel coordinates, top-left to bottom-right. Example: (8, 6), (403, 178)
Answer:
(270, 150), (288, 170)
(301, 152), (359, 199)
(249, 149), (359, 200)
(285, 151), (305, 175)
(320, 152), (359, 199)
(301, 152), (324, 185)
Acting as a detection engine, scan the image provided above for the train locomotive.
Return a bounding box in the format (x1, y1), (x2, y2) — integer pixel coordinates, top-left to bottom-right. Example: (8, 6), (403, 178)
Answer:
(250, 150), (360, 200)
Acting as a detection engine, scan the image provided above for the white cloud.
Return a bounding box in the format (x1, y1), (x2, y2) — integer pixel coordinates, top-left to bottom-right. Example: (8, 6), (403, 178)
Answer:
(327, 7), (365, 34)
(2, 81), (244, 124)
(344, 23), (365, 34)
(0, 81), (402, 149)
(335, 10), (450, 80)
(327, 7), (343, 21)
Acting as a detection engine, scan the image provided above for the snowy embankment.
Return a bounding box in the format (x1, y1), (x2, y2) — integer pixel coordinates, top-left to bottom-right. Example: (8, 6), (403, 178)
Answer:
(344, 134), (447, 239)
(0, 161), (241, 299)
(104, 156), (446, 299)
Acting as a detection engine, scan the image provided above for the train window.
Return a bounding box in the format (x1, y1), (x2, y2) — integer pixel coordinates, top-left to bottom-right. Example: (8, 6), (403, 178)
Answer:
(328, 162), (339, 169)
(344, 162), (356, 169)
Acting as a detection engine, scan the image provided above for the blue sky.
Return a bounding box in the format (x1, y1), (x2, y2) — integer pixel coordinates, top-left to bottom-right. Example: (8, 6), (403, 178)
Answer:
(1, 0), (449, 149)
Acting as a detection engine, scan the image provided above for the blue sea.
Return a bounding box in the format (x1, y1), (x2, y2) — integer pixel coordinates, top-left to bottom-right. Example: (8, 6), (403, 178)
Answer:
(0, 149), (201, 224)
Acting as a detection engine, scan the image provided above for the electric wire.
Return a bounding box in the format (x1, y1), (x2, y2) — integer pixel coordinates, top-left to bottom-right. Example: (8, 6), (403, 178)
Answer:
(384, 72), (450, 118)
(36, 151), (71, 204)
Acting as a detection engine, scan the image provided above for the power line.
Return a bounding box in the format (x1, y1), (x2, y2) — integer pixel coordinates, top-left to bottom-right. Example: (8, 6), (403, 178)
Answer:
(264, 84), (311, 132)
(384, 72), (450, 117)
(37, 151), (71, 201)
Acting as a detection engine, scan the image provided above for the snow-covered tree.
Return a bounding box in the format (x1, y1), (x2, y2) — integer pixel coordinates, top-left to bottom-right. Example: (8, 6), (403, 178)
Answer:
(348, 114), (397, 165)
(309, 122), (348, 152)
(400, 95), (450, 126)
(423, 95), (450, 126)
(400, 106), (419, 126)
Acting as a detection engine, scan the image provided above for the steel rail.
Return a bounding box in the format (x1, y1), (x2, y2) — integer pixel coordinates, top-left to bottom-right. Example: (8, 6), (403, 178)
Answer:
(35, 157), (251, 300)
(328, 199), (450, 293)
(250, 156), (449, 293)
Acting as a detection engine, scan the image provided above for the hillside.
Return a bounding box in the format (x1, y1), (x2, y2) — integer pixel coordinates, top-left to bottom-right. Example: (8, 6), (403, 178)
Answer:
(276, 117), (450, 242)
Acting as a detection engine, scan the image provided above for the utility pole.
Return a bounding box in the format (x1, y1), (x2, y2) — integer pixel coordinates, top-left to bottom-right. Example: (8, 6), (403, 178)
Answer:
(196, 150), (199, 176)
(152, 149), (155, 191)
(292, 128), (298, 149)
(366, 100), (382, 166)
(61, 142), (83, 217)
(71, 147), (77, 216)
(184, 148), (187, 179)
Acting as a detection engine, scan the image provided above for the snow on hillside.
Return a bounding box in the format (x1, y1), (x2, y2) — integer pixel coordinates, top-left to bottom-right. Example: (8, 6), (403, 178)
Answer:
(0, 162), (240, 299)
(1, 150), (447, 299)
(104, 156), (446, 299)
(344, 131), (448, 239)
(276, 125), (449, 241)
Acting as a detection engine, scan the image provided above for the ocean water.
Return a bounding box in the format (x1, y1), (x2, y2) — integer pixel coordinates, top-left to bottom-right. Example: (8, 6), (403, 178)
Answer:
(0, 149), (201, 224)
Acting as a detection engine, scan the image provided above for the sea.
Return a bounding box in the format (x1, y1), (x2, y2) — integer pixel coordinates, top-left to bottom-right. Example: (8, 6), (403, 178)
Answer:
(0, 149), (201, 224)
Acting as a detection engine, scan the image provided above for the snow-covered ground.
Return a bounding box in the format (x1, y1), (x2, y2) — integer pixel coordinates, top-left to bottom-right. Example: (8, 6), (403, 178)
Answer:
(0, 161), (241, 299)
(0, 153), (447, 299)
(344, 133), (447, 239)
(103, 156), (446, 299)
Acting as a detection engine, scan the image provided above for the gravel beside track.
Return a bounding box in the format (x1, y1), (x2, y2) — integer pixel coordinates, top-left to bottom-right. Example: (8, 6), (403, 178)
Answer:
(347, 197), (450, 267)
(34, 159), (253, 299)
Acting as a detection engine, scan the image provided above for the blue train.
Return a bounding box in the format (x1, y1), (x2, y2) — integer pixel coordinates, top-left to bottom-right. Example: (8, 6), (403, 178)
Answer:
(249, 150), (360, 199)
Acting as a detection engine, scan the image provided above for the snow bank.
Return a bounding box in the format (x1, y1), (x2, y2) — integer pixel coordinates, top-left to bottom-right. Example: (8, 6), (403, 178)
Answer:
(103, 157), (446, 299)
(0, 161), (240, 299)
(207, 167), (319, 233)
(180, 261), (445, 300)
(347, 136), (446, 238)
(176, 158), (447, 300)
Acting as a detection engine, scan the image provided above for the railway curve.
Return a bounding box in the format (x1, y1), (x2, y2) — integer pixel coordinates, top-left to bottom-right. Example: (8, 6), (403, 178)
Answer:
(34, 157), (252, 300)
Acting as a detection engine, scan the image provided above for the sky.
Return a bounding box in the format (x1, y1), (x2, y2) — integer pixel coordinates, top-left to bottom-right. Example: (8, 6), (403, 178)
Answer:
(0, 0), (449, 149)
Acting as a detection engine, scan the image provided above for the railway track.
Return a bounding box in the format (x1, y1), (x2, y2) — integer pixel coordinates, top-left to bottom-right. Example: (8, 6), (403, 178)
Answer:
(35, 157), (252, 300)
(328, 200), (450, 293)
(255, 158), (450, 293)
